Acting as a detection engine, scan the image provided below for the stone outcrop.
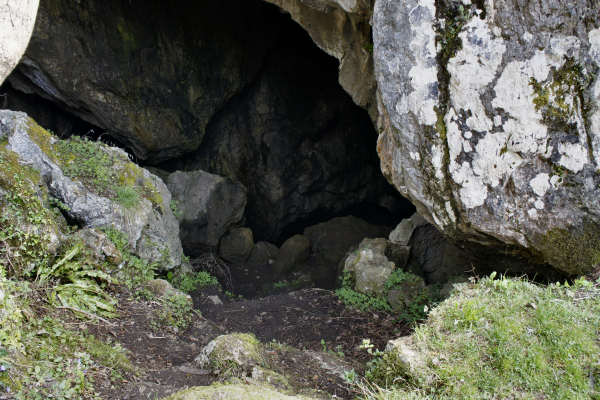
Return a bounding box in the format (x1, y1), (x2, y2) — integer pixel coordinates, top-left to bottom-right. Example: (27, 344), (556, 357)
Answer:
(7, 0), (280, 161)
(0, 0), (38, 85)
(167, 170), (247, 254)
(0, 110), (183, 270)
(374, 0), (600, 275)
(343, 238), (395, 295)
(262, 0), (377, 119)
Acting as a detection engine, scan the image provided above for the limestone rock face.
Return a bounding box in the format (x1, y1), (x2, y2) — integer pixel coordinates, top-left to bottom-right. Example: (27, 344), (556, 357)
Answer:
(343, 238), (394, 295)
(167, 170), (247, 254)
(0, 0), (38, 85)
(0, 111), (183, 270)
(263, 0), (377, 119)
(8, 0), (279, 161)
(374, 0), (600, 274)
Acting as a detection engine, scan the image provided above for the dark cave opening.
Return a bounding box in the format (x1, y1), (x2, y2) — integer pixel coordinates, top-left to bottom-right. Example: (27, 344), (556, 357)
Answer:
(1, 0), (416, 295)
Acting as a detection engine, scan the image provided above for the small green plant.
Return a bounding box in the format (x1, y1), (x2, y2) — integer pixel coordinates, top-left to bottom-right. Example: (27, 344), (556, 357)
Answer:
(168, 270), (220, 293)
(115, 186), (140, 209)
(150, 293), (196, 333)
(39, 243), (117, 319)
(170, 199), (183, 218)
(102, 227), (157, 289)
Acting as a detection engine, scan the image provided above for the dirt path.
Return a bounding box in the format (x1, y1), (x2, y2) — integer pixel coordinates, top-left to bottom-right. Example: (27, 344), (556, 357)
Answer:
(89, 288), (411, 400)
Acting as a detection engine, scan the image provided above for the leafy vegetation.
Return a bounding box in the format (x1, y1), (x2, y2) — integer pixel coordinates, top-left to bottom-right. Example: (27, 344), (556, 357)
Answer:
(150, 292), (196, 333)
(168, 270), (220, 293)
(335, 269), (439, 324)
(360, 274), (600, 399)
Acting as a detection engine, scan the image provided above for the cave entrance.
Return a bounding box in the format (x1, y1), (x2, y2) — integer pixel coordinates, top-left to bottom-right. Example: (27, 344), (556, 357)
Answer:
(0, 0), (416, 297)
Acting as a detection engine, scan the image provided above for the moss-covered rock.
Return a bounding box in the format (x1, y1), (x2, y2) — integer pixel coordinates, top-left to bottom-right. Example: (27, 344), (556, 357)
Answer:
(372, 275), (600, 398)
(0, 110), (183, 270)
(194, 333), (264, 376)
(162, 383), (319, 400)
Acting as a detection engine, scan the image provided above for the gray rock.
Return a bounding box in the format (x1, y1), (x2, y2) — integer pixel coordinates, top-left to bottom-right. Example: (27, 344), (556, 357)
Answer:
(274, 235), (310, 274)
(304, 216), (390, 271)
(0, 0), (38, 85)
(373, 0), (600, 275)
(219, 227), (254, 264)
(143, 279), (191, 302)
(408, 224), (475, 284)
(167, 169), (247, 254)
(194, 333), (263, 375)
(263, 0), (377, 119)
(343, 238), (395, 296)
(0, 110), (183, 270)
(11, 0), (281, 161)
(389, 213), (428, 246)
(74, 228), (122, 265)
(247, 241), (279, 267)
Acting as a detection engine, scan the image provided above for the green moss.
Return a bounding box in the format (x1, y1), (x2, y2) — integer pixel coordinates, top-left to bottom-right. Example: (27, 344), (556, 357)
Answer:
(529, 58), (595, 129)
(540, 224), (600, 275)
(362, 275), (600, 399)
(0, 146), (59, 277)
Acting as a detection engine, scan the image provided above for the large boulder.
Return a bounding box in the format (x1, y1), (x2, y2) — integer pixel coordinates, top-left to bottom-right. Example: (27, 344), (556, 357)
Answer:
(304, 216), (390, 270)
(7, 0), (280, 161)
(167, 170), (247, 254)
(0, 110), (183, 270)
(219, 227), (255, 264)
(273, 235), (310, 275)
(343, 238), (395, 295)
(374, 0), (600, 275)
(0, 0), (38, 85)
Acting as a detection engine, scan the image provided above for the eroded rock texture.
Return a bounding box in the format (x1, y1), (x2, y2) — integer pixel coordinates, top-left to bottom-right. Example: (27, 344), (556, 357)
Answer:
(374, 0), (600, 274)
(7, 0), (279, 161)
(0, 0), (38, 85)
(262, 0), (377, 119)
(4, 0), (408, 244)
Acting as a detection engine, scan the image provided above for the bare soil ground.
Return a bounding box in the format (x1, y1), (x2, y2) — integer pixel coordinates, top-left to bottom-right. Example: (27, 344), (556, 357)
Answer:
(87, 287), (411, 400)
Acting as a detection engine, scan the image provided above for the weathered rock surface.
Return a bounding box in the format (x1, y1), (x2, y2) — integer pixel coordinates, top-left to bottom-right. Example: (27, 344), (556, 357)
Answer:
(389, 213), (428, 246)
(167, 170), (247, 254)
(304, 216), (390, 273)
(219, 228), (255, 265)
(194, 333), (264, 375)
(374, 0), (600, 275)
(74, 228), (122, 265)
(247, 241), (280, 267)
(343, 238), (395, 295)
(0, 0), (39, 85)
(7, 0), (281, 161)
(0, 110), (183, 269)
(274, 235), (310, 275)
(262, 0), (377, 119)
(163, 384), (318, 400)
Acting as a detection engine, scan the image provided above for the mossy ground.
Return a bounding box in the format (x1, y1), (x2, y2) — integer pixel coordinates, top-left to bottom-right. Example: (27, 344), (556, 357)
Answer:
(359, 274), (600, 399)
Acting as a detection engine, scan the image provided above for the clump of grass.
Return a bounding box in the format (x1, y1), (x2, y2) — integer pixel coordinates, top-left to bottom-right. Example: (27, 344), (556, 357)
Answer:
(362, 274), (600, 399)
(150, 293), (196, 333)
(115, 186), (140, 209)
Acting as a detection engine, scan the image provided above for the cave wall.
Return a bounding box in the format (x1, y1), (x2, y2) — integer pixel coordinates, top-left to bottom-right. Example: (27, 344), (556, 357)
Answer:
(3, 0), (412, 244)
